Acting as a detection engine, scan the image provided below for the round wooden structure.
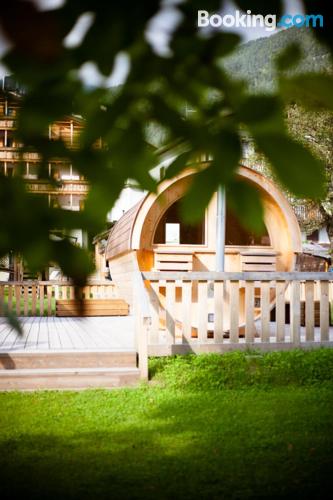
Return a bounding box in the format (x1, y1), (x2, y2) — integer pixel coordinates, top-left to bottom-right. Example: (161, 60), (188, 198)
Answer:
(106, 165), (302, 326)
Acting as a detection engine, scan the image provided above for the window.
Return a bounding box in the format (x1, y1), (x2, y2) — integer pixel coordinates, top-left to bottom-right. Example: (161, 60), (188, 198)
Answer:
(154, 200), (205, 245)
(27, 164), (38, 178)
(7, 108), (16, 117)
(307, 229), (319, 243)
(6, 163), (22, 177)
(226, 209), (270, 246)
(6, 131), (15, 147)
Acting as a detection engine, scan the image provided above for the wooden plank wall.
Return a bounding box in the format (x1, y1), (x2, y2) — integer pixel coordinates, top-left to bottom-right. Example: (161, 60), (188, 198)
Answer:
(108, 252), (140, 311)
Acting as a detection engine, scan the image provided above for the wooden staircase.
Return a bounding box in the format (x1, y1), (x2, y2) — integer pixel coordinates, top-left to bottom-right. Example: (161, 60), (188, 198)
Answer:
(0, 350), (140, 390)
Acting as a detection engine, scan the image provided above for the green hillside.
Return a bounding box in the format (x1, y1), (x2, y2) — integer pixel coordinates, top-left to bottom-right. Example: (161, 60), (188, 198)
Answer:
(223, 27), (332, 93)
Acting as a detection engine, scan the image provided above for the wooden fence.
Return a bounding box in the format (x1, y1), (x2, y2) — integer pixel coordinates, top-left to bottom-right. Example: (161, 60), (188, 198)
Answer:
(0, 280), (117, 317)
(140, 272), (333, 356)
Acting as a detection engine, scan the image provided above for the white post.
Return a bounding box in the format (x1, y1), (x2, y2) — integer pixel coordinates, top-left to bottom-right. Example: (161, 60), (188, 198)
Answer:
(216, 185), (226, 271)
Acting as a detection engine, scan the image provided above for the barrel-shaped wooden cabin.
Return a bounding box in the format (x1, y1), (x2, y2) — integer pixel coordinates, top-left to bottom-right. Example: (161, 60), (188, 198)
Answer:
(106, 165), (302, 325)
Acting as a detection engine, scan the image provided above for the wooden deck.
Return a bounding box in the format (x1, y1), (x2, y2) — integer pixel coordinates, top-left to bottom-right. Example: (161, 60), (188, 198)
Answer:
(0, 316), (139, 390)
(0, 316), (135, 352)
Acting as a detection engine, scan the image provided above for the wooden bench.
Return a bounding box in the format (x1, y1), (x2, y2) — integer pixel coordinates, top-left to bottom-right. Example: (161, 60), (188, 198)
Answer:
(240, 251), (277, 272)
(56, 299), (129, 317)
(154, 251), (193, 271)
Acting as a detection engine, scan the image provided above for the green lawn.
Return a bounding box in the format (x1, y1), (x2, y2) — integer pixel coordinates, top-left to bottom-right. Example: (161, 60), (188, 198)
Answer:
(0, 350), (333, 499)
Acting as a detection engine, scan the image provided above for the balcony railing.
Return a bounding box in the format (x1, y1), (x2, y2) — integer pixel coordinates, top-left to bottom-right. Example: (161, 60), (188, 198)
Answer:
(0, 280), (117, 317)
(137, 272), (333, 357)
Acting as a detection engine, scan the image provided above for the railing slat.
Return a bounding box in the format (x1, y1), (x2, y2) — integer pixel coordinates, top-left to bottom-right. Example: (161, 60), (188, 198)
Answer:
(276, 281), (285, 342)
(305, 281), (314, 341)
(229, 281), (239, 343)
(198, 280), (208, 342)
(47, 285), (52, 316)
(214, 280), (224, 343)
(31, 285), (37, 316)
(290, 281), (301, 345)
(0, 285), (4, 315)
(320, 281), (329, 341)
(182, 280), (192, 343)
(260, 281), (270, 342)
(245, 281), (255, 342)
(15, 285), (21, 316)
(7, 285), (13, 313)
(24, 286), (29, 316)
(165, 280), (176, 345)
(39, 285), (45, 317)
(149, 281), (160, 344)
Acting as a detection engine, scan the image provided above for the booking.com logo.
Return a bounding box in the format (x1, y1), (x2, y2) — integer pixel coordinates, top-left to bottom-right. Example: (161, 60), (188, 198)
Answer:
(198, 10), (324, 31)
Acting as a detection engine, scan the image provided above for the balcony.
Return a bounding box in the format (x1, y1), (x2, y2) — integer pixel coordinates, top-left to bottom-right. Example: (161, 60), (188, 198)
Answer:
(0, 119), (16, 129)
(0, 149), (40, 161)
(25, 179), (90, 195)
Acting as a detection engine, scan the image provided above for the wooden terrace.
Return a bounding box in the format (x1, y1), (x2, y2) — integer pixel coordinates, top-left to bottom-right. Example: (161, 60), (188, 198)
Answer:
(1, 272), (333, 390)
(0, 316), (135, 352)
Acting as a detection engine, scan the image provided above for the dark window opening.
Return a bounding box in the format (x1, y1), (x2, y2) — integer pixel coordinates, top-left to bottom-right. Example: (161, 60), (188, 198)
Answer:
(7, 107), (17, 117)
(6, 131), (16, 148)
(153, 199), (271, 247)
(154, 200), (205, 245)
(226, 209), (270, 246)
(307, 229), (319, 243)
(6, 163), (22, 177)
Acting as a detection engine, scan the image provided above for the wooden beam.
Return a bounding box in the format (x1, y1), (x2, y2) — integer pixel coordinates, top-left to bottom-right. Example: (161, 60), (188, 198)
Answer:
(142, 272), (333, 282)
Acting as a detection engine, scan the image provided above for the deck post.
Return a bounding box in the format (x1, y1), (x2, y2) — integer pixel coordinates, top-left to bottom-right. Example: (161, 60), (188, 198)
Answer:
(216, 185), (226, 272)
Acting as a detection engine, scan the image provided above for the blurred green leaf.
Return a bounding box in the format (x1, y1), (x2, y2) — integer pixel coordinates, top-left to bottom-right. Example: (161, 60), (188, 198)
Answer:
(180, 169), (217, 223)
(254, 133), (326, 198)
(276, 43), (303, 71)
(0, 0), (331, 289)
(303, 0), (333, 55)
(280, 74), (333, 111)
(236, 95), (284, 133)
(227, 179), (265, 234)
(164, 151), (192, 180)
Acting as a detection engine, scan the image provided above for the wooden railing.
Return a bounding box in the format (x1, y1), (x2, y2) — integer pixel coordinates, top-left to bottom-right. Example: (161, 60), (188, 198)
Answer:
(141, 272), (333, 355)
(0, 281), (117, 317)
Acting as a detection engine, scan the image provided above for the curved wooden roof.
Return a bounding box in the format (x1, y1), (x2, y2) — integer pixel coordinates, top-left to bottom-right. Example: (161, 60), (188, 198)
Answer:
(105, 200), (145, 259)
(106, 166), (302, 261)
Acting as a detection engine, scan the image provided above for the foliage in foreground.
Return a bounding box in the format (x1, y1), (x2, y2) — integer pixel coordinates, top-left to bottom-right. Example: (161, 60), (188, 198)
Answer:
(0, 1), (332, 281)
(149, 348), (333, 390)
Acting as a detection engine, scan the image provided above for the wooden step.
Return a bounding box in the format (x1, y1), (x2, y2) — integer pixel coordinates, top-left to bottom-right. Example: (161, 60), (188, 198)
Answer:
(0, 351), (137, 370)
(0, 367), (140, 390)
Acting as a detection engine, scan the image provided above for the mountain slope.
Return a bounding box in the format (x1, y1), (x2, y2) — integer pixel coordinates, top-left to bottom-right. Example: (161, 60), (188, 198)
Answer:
(223, 27), (332, 93)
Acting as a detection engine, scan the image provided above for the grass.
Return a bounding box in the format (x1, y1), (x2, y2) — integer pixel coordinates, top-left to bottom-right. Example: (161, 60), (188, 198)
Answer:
(0, 349), (333, 499)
